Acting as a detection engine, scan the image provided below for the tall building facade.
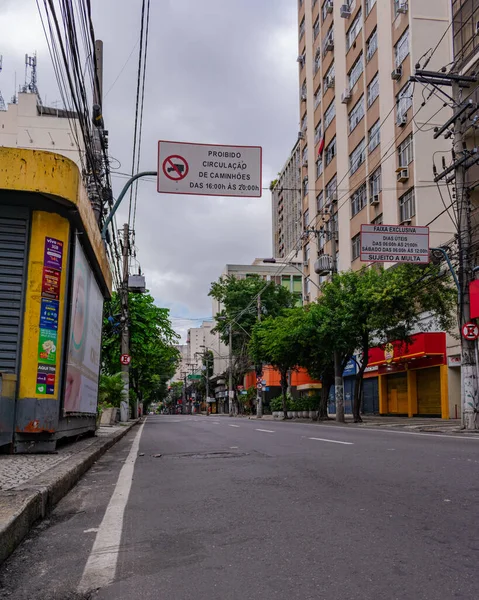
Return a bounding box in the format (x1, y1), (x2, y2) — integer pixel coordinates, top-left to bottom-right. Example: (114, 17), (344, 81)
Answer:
(296, 0), (455, 299)
(272, 141), (302, 259)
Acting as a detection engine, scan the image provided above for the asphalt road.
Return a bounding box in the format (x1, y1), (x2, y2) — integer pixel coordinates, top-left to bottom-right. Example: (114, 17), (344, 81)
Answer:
(1, 415), (479, 600)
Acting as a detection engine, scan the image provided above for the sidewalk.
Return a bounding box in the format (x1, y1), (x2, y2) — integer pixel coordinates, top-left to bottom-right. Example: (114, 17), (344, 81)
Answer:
(203, 412), (463, 433)
(0, 419), (138, 565)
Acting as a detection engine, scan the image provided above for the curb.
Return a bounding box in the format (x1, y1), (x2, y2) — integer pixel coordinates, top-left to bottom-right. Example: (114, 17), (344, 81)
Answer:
(0, 420), (138, 565)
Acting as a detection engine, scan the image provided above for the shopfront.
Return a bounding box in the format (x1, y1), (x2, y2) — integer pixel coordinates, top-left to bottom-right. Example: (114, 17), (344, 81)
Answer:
(368, 333), (448, 419)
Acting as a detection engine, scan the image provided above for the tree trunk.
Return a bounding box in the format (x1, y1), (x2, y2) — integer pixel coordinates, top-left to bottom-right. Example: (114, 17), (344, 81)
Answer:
(319, 375), (333, 420)
(353, 339), (369, 423)
(334, 352), (345, 423)
(280, 369), (288, 419)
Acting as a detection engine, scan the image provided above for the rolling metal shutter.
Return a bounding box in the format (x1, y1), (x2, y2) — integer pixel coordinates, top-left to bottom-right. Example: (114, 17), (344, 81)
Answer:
(387, 373), (408, 414)
(0, 214), (28, 372)
(417, 367), (441, 415)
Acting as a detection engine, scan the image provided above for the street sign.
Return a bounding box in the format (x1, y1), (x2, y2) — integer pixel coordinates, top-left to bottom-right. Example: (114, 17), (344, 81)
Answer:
(157, 141), (262, 198)
(237, 385), (244, 391)
(187, 374), (202, 380)
(120, 354), (131, 366)
(360, 224), (429, 264)
(462, 322), (479, 341)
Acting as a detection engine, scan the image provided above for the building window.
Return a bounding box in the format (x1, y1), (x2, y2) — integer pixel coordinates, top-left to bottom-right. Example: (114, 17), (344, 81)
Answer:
(314, 49), (321, 74)
(325, 136), (337, 165)
(314, 121), (322, 144)
(372, 213), (383, 225)
(326, 174), (337, 203)
(299, 17), (306, 40)
(352, 233), (361, 260)
(398, 133), (413, 166)
(304, 242), (310, 262)
(303, 177), (309, 195)
(395, 28), (409, 67)
(314, 86), (322, 109)
(366, 0), (377, 15)
(369, 166), (381, 197)
(323, 25), (334, 53)
(349, 138), (366, 174)
(397, 82), (413, 121)
(348, 96), (365, 133)
(316, 156), (324, 178)
(301, 80), (307, 98)
(399, 188), (415, 222)
(313, 17), (320, 40)
(316, 191), (324, 212)
(301, 113), (307, 132)
(367, 72), (379, 107)
(366, 28), (378, 62)
(322, 0), (332, 22)
(303, 208), (310, 229)
(346, 9), (362, 51)
(453, 0), (479, 67)
(348, 53), (364, 89)
(351, 184), (367, 217)
(302, 145), (308, 165)
(324, 100), (336, 129)
(394, 0), (408, 18)
(368, 120), (380, 152)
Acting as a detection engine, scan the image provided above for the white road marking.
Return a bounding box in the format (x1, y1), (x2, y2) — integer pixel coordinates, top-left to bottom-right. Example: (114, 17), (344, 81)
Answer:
(308, 437), (353, 445)
(228, 424), (240, 428)
(256, 428), (275, 433)
(83, 528), (99, 534)
(78, 421), (145, 593)
(230, 446), (239, 449)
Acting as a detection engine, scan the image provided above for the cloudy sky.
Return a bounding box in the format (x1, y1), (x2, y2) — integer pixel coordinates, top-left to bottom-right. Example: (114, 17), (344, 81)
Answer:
(0, 0), (299, 339)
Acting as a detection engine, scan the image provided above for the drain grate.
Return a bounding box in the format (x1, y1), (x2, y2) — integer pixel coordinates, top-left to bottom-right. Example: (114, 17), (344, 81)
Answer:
(159, 451), (247, 460)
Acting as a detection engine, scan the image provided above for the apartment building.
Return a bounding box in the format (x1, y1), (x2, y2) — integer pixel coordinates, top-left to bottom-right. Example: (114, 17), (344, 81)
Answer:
(296, 0), (454, 295)
(186, 321), (228, 378)
(272, 141), (302, 259)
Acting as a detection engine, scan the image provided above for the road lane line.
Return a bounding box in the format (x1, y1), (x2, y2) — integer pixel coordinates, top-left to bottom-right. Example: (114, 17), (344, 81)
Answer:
(256, 428), (275, 433)
(309, 437), (353, 445)
(78, 421), (145, 593)
(228, 424), (240, 428)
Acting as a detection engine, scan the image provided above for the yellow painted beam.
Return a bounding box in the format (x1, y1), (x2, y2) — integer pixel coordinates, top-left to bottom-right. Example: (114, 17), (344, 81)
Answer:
(378, 374), (388, 414)
(440, 365), (449, 419)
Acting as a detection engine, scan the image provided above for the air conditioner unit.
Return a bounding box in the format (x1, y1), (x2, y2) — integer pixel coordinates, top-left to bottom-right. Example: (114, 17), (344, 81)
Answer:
(324, 38), (334, 52)
(369, 194), (380, 205)
(340, 4), (351, 18)
(397, 1), (408, 14)
(301, 93), (307, 101)
(401, 219), (412, 225)
(391, 66), (403, 80)
(314, 254), (334, 275)
(397, 167), (409, 183)
(341, 88), (352, 104)
(303, 260), (309, 267)
(325, 75), (335, 90)
(298, 131), (304, 139)
(397, 114), (407, 127)
(326, 0), (333, 13)
(330, 191), (338, 203)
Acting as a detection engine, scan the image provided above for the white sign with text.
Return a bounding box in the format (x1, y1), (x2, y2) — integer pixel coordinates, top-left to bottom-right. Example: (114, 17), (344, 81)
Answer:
(360, 224), (430, 264)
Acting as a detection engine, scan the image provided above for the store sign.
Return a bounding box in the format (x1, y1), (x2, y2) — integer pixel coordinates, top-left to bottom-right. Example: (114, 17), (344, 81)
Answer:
(343, 358), (357, 377)
(360, 224), (429, 264)
(448, 355), (461, 367)
(157, 140), (262, 198)
(364, 365), (378, 373)
(384, 343), (394, 364)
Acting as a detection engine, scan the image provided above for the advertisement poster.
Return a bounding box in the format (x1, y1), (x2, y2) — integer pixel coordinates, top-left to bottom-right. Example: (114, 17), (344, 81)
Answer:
(42, 267), (61, 300)
(64, 239), (103, 414)
(36, 364), (56, 395)
(39, 298), (59, 330)
(38, 328), (57, 363)
(44, 237), (64, 270)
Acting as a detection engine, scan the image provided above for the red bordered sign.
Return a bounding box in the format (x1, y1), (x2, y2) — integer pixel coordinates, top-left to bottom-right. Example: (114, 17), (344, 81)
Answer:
(120, 354), (131, 366)
(462, 322), (479, 341)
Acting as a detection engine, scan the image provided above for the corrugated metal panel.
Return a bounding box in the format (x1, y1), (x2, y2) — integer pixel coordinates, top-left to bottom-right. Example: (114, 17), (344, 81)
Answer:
(387, 373), (408, 414)
(417, 367), (441, 415)
(0, 215), (28, 372)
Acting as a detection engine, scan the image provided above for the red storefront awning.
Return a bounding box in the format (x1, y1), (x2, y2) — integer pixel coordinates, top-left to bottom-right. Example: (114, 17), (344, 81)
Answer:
(368, 332), (446, 367)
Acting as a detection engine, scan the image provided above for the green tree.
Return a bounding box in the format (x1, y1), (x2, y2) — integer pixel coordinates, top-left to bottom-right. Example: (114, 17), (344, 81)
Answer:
(102, 292), (180, 412)
(319, 264), (456, 422)
(250, 308), (304, 418)
(209, 274), (296, 412)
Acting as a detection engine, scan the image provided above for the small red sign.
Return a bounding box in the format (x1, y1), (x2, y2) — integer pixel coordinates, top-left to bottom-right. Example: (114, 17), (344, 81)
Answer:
(42, 267), (61, 300)
(162, 155), (189, 181)
(237, 385), (244, 391)
(120, 354), (131, 366)
(462, 322), (479, 341)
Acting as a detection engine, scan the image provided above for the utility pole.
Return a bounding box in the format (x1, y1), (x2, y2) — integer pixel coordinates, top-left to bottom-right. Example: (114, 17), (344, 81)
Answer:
(256, 294), (263, 418)
(205, 351), (210, 416)
(121, 223), (133, 418)
(330, 216), (345, 423)
(228, 326), (234, 416)
(453, 81), (478, 430)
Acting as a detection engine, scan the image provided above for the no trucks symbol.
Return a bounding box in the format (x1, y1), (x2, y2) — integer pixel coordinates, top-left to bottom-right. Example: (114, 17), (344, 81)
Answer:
(162, 155), (189, 181)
